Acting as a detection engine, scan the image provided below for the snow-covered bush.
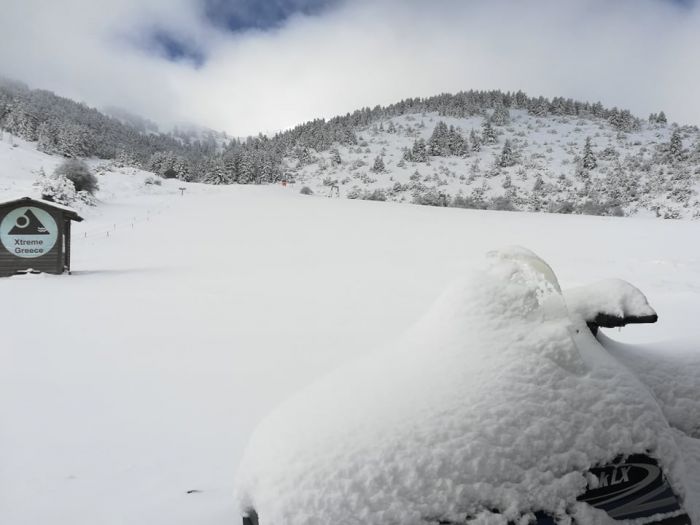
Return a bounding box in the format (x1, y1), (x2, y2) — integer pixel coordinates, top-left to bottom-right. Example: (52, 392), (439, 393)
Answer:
(347, 187), (387, 201)
(578, 199), (624, 217)
(36, 172), (76, 204)
(54, 159), (99, 195)
(299, 186), (314, 195)
(346, 186), (362, 199)
(413, 188), (450, 207)
(549, 200), (576, 214)
(488, 195), (516, 211)
(363, 189), (387, 201)
(35, 170), (96, 206)
(450, 193), (486, 210)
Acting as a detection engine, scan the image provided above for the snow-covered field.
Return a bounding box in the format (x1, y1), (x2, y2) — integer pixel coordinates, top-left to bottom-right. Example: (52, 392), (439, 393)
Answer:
(1, 136), (700, 523)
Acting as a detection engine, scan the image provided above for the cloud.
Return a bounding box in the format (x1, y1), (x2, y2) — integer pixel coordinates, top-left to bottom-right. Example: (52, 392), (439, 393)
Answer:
(1, 0), (700, 136)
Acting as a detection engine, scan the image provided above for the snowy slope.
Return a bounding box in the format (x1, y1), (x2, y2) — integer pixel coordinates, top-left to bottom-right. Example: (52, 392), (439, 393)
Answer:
(1, 137), (700, 524)
(291, 110), (700, 219)
(0, 132), (184, 221)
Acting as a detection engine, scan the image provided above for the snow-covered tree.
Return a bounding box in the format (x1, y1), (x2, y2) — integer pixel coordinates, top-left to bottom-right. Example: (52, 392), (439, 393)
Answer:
(582, 137), (597, 170)
(650, 111), (668, 125)
(204, 160), (232, 185)
(57, 124), (92, 158)
(330, 148), (342, 166)
(5, 104), (38, 140)
(428, 121), (449, 156)
(469, 130), (481, 152)
(113, 149), (139, 169)
(447, 126), (467, 157)
(427, 121), (468, 157)
(54, 159), (98, 194)
(608, 108), (638, 132)
(409, 138), (428, 162)
(481, 119), (497, 144)
(490, 105), (510, 126)
(295, 146), (314, 167)
(36, 120), (58, 154)
(36, 172), (77, 205)
(669, 129), (684, 163)
(372, 155), (386, 173)
(502, 173), (512, 189)
(498, 139), (516, 167)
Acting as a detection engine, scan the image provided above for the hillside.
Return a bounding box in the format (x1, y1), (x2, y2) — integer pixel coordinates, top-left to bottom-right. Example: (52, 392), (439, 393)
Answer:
(2, 132), (700, 524)
(3, 79), (699, 219)
(290, 109), (700, 219)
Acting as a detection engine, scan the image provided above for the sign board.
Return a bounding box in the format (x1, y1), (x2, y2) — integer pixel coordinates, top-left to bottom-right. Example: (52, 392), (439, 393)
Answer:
(528, 454), (690, 525)
(0, 206), (59, 258)
(577, 454), (690, 523)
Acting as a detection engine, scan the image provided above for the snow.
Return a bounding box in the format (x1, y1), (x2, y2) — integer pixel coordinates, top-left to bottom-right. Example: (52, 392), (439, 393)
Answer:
(564, 279), (657, 324)
(233, 248), (691, 524)
(1, 135), (700, 524)
(0, 196), (82, 216)
(605, 336), (700, 439)
(604, 336), (700, 521)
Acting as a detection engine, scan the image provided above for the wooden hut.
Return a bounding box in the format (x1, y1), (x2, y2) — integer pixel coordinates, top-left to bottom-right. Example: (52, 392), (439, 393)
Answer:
(0, 197), (84, 276)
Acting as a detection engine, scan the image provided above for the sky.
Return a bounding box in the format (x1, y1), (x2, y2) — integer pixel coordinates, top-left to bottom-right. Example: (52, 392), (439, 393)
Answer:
(1, 0), (700, 136)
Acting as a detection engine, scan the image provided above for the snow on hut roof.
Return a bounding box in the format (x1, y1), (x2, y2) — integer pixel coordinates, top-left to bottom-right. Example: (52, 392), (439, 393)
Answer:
(0, 197), (84, 221)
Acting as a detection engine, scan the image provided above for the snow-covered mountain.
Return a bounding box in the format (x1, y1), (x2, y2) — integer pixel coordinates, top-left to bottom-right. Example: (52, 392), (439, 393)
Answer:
(289, 108), (700, 220)
(3, 78), (699, 219)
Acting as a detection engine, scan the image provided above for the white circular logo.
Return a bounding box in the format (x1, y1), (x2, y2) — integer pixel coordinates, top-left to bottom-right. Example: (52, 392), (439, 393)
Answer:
(0, 206), (58, 258)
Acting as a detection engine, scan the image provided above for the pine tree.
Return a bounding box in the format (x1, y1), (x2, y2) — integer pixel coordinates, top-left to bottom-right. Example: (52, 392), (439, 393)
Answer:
(669, 129), (684, 163)
(295, 146), (313, 167)
(58, 124), (91, 158)
(223, 152), (239, 181)
(36, 120), (58, 154)
(470, 130), (481, 152)
(582, 137), (597, 170)
(428, 121), (448, 156)
(330, 148), (342, 166)
(456, 133), (470, 157)
(657, 111), (668, 125)
(114, 149), (139, 169)
(372, 155), (385, 173)
(446, 126), (467, 157)
(502, 173), (512, 189)
(411, 138), (427, 162)
(238, 153), (255, 184)
(498, 139), (516, 167)
(481, 119), (497, 144)
(491, 105), (510, 126)
(205, 160), (232, 185)
(5, 104), (38, 141)
(529, 176), (544, 212)
(533, 176), (544, 192)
